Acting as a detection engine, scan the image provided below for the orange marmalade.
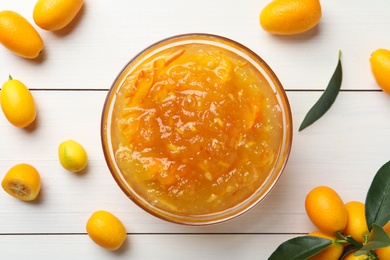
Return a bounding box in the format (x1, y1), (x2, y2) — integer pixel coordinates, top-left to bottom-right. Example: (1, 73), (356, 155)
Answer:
(110, 42), (284, 216)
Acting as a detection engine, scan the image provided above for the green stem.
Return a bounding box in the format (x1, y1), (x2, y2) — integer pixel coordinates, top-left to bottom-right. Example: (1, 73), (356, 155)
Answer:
(368, 250), (379, 260)
(336, 231), (362, 249)
(363, 234), (369, 245)
(334, 239), (347, 244)
(8, 75), (13, 80)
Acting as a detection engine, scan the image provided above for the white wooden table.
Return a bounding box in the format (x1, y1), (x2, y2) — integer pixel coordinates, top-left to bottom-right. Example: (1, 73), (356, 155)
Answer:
(1, 1), (390, 259)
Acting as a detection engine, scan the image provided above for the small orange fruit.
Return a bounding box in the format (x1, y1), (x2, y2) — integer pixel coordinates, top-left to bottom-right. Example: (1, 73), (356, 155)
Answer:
(343, 201), (369, 244)
(260, 0), (322, 35)
(383, 221), (390, 232)
(0, 10), (43, 59)
(376, 246), (390, 260)
(33, 0), (84, 31)
(1, 163), (41, 201)
(370, 48), (390, 95)
(58, 140), (88, 173)
(343, 251), (369, 260)
(305, 186), (348, 235)
(0, 76), (37, 128)
(374, 221), (390, 260)
(307, 231), (344, 260)
(86, 210), (127, 251)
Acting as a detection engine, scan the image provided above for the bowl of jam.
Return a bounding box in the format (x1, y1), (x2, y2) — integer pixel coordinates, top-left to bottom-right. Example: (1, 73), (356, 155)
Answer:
(101, 34), (292, 225)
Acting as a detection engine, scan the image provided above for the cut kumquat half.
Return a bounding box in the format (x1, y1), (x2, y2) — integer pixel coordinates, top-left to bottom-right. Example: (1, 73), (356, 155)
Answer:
(1, 163), (41, 201)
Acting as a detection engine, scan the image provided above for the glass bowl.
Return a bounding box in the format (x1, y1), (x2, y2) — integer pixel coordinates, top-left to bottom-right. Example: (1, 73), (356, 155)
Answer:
(101, 33), (292, 225)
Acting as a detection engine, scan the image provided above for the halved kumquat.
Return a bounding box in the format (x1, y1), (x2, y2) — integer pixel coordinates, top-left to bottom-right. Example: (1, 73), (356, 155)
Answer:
(1, 163), (41, 201)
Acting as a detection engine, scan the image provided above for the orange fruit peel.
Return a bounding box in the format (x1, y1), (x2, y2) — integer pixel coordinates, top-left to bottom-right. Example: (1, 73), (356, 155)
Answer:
(370, 48), (390, 95)
(58, 140), (88, 173)
(307, 231), (344, 260)
(260, 0), (322, 35)
(305, 186), (348, 235)
(0, 10), (43, 59)
(343, 201), (369, 244)
(86, 210), (127, 251)
(33, 0), (84, 31)
(0, 76), (37, 128)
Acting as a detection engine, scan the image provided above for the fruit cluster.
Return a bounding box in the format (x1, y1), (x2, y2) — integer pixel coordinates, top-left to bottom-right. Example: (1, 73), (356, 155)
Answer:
(0, 0), (127, 252)
(0, 74), (123, 250)
(0, 74), (88, 198)
(305, 186), (390, 259)
(0, 0), (83, 59)
(270, 165), (390, 260)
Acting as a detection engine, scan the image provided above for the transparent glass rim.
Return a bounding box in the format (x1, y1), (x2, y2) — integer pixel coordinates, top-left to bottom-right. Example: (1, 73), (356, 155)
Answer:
(101, 33), (293, 226)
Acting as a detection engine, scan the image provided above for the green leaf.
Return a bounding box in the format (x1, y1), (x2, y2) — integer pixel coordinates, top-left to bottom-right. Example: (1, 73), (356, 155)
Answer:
(268, 236), (332, 260)
(299, 50), (343, 131)
(344, 235), (363, 249)
(339, 244), (359, 260)
(365, 160), (390, 231)
(355, 224), (390, 256)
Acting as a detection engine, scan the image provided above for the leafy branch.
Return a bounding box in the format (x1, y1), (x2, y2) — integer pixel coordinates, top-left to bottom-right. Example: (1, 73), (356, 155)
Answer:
(268, 160), (390, 260)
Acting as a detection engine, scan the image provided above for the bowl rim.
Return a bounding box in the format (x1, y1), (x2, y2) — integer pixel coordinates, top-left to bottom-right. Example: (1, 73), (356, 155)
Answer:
(101, 33), (293, 226)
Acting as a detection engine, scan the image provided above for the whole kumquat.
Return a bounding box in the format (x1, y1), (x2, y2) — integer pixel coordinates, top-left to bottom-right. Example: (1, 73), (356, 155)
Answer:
(0, 76), (37, 128)
(374, 221), (390, 260)
(343, 201), (369, 244)
(33, 0), (84, 31)
(58, 140), (88, 173)
(370, 48), (390, 95)
(86, 210), (127, 251)
(260, 0), (322, 35)
(305, 186), (348, 235)
(307, 231), (344, 260)
(0, 10), (43, 59)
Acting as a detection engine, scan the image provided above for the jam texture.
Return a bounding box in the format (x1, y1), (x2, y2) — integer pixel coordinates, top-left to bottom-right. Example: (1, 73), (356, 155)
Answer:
(112, 43), (283, 215)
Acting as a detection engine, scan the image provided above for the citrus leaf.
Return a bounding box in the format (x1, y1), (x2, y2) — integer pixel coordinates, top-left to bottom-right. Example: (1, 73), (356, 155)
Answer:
(365, 160), (390, 231)
(355, 224), (390, 255)
(299, 51), (343, 131)
(339, 244), (359, 260)
(268, 236), (332, 260)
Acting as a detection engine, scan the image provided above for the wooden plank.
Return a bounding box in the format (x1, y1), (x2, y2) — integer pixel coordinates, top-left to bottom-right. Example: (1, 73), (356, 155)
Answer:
(0, 234), (295, 259)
